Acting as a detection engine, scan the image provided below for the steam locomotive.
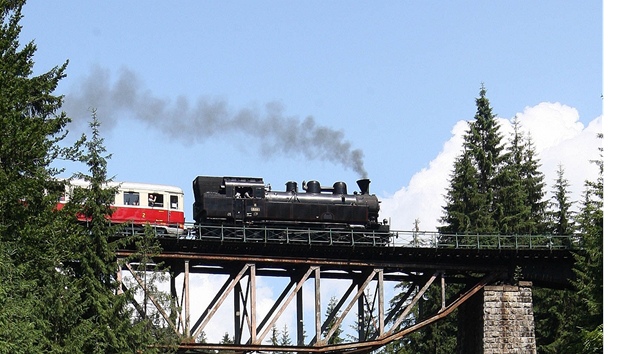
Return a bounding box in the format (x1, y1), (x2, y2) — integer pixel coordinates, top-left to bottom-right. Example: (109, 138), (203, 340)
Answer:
(192, 176), (391, 245)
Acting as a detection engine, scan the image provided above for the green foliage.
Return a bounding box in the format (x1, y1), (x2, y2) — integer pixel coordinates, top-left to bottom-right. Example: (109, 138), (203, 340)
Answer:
(535, 136), (603, 353)
(440, 85), (507, 237)
(382, 281), (457, 354)
(570, 138), (603, 352)
(323, 296), (344, 344)
(280, 324), (292, 346)
(439, 150), (480, 234)
(0, 1), (74, 352)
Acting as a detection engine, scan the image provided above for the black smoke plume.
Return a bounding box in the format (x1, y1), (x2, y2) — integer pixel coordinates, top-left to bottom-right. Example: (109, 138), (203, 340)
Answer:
(62, 66), (367, 177)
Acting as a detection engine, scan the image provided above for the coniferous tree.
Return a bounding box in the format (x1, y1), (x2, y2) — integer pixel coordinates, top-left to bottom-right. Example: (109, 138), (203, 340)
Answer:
(495, 120), (548, 236)
(279, 324), (292, 347)
(323, 296), (344, 344)
(0, 1), (73, 351)
(521, 135), (548, 233)
(494, 117), (530, 234)
(217, 332), (235, 354)
(536, 137), (602, 353)
(463, 84), (506, 233)
(268, 323), (282, 354)
(549, 165), (575, 237)
(437, 86), (549, 352)
(570, 136), (603, 352)
(126, 224), (180, 350)
(533, 164), (577, 353)
(439, 149), (479, 235)
(61, 112), (153, 352)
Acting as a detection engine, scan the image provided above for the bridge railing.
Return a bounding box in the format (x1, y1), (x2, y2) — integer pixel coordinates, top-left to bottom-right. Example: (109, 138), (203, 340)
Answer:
(160, 223), (579, 251)
(388, 230), (578, 250)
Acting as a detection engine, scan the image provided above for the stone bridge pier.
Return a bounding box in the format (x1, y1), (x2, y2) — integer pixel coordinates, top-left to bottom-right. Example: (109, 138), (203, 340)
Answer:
(458, 281), (537, 353)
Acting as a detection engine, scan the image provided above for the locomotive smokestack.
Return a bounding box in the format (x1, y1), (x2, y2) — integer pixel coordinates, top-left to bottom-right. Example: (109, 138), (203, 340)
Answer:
(357, 178), (370, 195)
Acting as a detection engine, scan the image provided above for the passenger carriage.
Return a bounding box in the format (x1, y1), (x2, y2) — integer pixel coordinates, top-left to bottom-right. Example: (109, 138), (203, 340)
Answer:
(58, 180), (186, 235)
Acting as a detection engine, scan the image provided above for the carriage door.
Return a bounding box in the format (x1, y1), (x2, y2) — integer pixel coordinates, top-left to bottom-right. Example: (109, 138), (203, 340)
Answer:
(168, 195), (179, 223)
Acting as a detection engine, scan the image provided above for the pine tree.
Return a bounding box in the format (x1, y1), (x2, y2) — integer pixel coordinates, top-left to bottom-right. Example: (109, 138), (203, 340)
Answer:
(549, 165), (575, 237)
(279, 324), (292, 347)
(218, 332), (235, 354)
(437, 86), (549, 351)
(463, 84), (506, 233)
(494, 120), (548, 235)
(521, 135), (548, 233)
(536, 136), (603, 353)
(570, 135), (603, 352)
(126, 224), (180, 349)
(60, 112), (157, 352)
(533, 164), (577, 353)
(0, 1), (73, 351)
(268, 323), (281, 353)
(439, 149), (480, 235)
(494, 117), (530, 234)
(322, 296), (344, 344)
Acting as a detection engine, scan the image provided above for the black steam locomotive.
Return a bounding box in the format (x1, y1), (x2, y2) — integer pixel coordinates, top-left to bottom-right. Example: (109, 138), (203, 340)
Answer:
(192, 176), (391, 245)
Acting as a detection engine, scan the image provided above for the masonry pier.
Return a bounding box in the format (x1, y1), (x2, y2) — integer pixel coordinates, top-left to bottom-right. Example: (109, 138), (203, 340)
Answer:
(459, 281), (537, 353)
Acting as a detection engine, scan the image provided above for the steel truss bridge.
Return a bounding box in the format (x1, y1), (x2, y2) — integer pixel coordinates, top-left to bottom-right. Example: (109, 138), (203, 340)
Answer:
(116, 225), (577, 353)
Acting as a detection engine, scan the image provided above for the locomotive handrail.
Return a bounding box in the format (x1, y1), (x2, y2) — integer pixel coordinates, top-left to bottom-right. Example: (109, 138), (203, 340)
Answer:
(156, 223), (581, 251)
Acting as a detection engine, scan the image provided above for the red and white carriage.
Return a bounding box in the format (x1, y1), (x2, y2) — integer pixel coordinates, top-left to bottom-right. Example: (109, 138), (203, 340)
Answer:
(58, 179), (186, 235)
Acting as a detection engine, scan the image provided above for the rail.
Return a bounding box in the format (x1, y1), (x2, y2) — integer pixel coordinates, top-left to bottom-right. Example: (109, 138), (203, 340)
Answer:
(131, 223), (579, 251)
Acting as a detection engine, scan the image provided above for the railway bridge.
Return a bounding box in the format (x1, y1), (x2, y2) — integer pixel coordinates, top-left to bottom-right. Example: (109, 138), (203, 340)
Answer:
(116, 226), (577, 353)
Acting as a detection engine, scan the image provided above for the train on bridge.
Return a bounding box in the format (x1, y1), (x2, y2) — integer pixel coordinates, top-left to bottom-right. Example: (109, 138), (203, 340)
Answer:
(57, 175), (392, 245)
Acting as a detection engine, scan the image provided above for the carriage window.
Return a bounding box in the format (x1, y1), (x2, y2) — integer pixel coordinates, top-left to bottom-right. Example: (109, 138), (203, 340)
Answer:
(170, 195), (179, 209)
(148, 193), (164, 207)
(124, 192), (140, 205)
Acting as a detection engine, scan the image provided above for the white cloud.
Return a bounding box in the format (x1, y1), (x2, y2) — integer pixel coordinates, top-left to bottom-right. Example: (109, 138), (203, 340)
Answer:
(380, 102), (603, 232)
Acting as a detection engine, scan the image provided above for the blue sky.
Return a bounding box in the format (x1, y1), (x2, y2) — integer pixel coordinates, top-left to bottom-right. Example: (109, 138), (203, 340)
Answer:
(16, 1), (616, 344)
(20, 1), (603, 230)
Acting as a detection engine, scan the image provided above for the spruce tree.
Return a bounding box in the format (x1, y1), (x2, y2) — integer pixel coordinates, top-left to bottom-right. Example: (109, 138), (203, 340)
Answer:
(570, 135), (603, 352)
(439, 149), (480, 235)
(549, 165), (575, 237)
(494, 117), (530, 234)
(536, 136), (603, 353)
(322, 296), (344, 344)
(279, 324), (292, 347)
(60, 112), (153, 352)
(533, 164), (576, 353)
(0, 1), (73, 351)
(462, 84), (506, 233)
(521, 135), (548, 233)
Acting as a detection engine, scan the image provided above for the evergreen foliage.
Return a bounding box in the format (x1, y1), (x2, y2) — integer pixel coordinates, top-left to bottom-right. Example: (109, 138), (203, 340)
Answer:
(462, 84), (506, 233)
(521, 135), (548, 233)
(323, 296), (344, 344)
(439, 149), (479, 234)
(570, 136), (603, 352)
(280, 324), (292, 346)
(550, 165), (576, 237)
(57, 113), (155, 352)
(495, 119), (547, 234)
(0, 1), (73, 352)
(533, 164), (576, 353)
